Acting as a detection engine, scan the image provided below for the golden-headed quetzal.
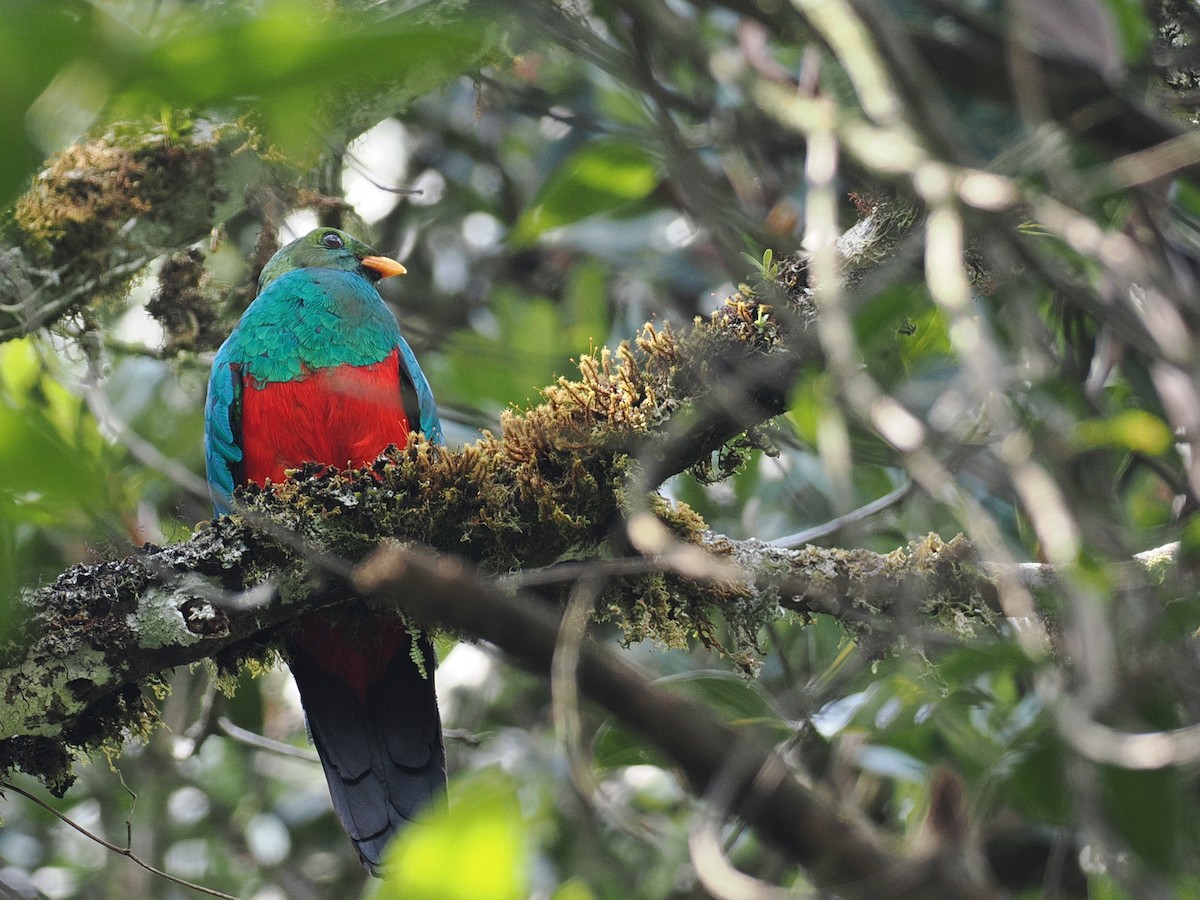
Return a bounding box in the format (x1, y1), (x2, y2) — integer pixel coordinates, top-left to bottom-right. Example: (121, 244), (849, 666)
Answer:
(203, 227), (445, 874)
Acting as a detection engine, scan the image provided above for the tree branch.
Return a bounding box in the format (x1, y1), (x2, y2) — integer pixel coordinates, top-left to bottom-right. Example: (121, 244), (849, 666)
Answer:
(352, 542), (1000, 900)
(0, 278), (812, 791)
(1, 134), (226, 342)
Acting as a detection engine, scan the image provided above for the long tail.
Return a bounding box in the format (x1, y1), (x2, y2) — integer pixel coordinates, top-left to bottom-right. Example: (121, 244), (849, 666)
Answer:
(289, 629), (446, 874)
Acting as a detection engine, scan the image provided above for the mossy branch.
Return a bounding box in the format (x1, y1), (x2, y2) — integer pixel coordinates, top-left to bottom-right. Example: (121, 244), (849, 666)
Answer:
(0, 286), (785, 787)
(0, 196), (931, 793)
(1, 293), (1171, 791)
(0, 519), (1014, 796)
(350, 541), (999, 900)
(1, 132), (227, 341)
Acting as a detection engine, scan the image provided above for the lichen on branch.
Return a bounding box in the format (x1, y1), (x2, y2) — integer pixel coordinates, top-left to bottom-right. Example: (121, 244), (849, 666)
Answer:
(0, 189), (938, 795)
(0, 289), (808, 791)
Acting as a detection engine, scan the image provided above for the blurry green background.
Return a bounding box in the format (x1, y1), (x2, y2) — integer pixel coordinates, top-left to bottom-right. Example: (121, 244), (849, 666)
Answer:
(0, 0), (1195, 898)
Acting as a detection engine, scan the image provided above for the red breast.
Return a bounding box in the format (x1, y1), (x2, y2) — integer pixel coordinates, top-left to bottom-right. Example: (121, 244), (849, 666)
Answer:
(240, 348), (410, 487)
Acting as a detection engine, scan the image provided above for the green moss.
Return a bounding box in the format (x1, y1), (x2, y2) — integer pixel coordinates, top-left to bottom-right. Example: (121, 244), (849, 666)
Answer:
(909, 534), (1001, 636)
(3, 278), (805, 789)
(147, 249), (226, 353)
(235, 314), (776, 665)
(4, 124), (224, 336)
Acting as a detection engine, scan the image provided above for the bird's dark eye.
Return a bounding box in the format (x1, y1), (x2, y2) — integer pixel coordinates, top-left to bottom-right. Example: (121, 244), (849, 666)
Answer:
(321, 232), (344, 249)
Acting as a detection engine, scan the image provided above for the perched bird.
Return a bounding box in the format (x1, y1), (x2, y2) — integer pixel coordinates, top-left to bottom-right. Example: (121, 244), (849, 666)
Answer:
(203, 227), (445, 874)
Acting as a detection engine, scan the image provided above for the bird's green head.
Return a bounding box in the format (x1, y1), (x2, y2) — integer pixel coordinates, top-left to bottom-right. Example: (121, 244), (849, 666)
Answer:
(257, 227), (406, 290)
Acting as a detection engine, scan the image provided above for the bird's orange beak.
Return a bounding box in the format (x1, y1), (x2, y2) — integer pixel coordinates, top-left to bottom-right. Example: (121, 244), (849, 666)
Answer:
(361, 256), (407, 279)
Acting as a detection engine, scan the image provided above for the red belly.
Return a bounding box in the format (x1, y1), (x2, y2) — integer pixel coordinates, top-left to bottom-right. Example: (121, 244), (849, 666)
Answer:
(240, 348), (410, 487)
(241, 348), (412, 699)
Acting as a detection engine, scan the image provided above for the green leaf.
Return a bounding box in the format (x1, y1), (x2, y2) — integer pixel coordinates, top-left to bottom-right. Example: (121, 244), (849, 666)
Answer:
(564, 260), (611, 352)
(593, 720), (670, 769)
(1086, 873), (1135, 900)
(512, 139), (659, 243)
(0, 504), (19, 638)
(1101, 765), (1184, 872)
(652, 672), (792, 748)
(1008, 729), (1070, 824)
(652, 669), (788, 733)
(785, 370), (829, 446)
(379, 769), (530, 900)
(225, 670), (267, 736)
(1099, 0), (1153, 63)
(1182, 511), (1200, 568)
(1075, 409), (1173, 455)
(436, 283), (610, 412)
(131, 7), (484, 156)
(9, 0), (491, 182)
(438, 292), (563, 409)
(0, 338), (131, 626)
(550, 879), (596, 900)
(934, 643), (1037, 685)
(0, 338), (117, 517)
(595, 671), (790, 770)
(0, 1), (93, 203)
(434, 633), (459, 662)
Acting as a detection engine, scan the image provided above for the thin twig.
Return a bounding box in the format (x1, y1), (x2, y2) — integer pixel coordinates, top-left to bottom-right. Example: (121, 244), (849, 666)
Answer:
(0, 779), (240, 900)
(501, 555), (670, 589)
(217, 717), (320, 762)
(770, 477), (913, 548)
(82, 363), (213, 503)
(551, 575), (667, 844)
(690, 742), (816, 900)
(218, 714), (486, 760)
(443, 727), (487, 746)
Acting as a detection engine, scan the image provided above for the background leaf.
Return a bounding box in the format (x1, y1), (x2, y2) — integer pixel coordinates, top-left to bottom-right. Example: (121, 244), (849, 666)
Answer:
(512, 139), (659, 243)
(379, 769), (529, 900)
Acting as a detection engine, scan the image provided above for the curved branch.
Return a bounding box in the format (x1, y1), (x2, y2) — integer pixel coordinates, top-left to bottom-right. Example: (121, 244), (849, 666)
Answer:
(0, 778), (239, 900)
(353, 542), (999, 900)
(0, 289), (808, 791)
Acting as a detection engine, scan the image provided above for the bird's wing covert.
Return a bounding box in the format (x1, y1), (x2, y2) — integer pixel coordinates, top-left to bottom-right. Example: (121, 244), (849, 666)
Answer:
(204, 344), (244, 515)
(396, 336), (444, 445)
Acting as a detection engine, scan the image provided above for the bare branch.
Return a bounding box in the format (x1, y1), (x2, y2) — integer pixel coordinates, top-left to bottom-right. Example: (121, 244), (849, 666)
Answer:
(353, 542), (1000, 900)
(0, 778), (239, 900)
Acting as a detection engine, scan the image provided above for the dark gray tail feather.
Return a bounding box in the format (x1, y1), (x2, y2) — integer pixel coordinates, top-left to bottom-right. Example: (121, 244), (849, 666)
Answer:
(289, 634), (446, 875)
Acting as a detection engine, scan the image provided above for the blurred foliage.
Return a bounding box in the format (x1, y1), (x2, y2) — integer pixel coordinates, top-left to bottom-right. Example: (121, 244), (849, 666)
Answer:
(2, 0), (1200, 897)
(0, 339), (126, 633)
(380, 768), (529, 900)
(2, 0), (492, 203)
(511, 139), (660, 243)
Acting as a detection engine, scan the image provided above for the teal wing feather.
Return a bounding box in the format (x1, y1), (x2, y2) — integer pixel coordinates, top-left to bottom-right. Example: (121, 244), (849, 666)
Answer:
(204, 336), (243, 516)
(396, 337), (443, 445)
